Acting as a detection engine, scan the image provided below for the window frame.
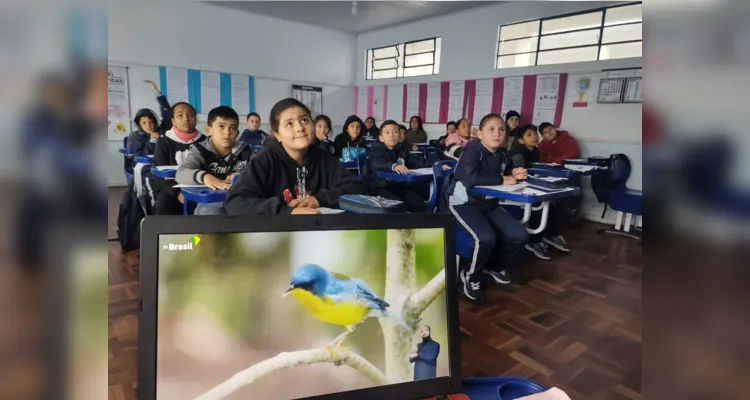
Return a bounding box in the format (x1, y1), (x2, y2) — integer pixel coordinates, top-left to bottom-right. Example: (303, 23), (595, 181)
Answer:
(496, 2), (642, 69)
(365, 37), (441, 81)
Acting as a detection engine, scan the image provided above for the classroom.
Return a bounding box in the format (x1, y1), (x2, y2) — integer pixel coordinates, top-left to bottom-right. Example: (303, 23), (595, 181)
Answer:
(108, 1), (642, 399)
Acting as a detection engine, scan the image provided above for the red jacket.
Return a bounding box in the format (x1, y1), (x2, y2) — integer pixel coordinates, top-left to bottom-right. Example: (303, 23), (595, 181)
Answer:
(538, 130), (579, 164)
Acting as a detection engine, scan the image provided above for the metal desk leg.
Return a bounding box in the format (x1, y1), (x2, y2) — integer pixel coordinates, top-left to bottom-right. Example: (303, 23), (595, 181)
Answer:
(624, 213), (632, 232)
(183, 198), (189, 215)
(526, 201), (550, 234)
(614, 211), (623, 231)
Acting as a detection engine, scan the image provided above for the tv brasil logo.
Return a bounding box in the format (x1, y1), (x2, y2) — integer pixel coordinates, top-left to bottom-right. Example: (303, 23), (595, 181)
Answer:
(163, 236), (201, 251)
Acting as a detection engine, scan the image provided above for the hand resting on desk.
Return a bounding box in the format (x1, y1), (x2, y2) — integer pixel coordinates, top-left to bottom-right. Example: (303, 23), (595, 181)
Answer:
(203, 174), (231, 191)
(512, 167), (528, 181)
(393, 164), (409, 174)
(503, 175), (518, 185)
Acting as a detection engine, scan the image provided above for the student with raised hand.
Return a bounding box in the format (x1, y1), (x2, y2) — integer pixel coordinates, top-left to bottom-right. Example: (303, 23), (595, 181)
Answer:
(442, 113), (529, 302)
(406, 115), (428, 144)
(176, 106), (252, 215)
(333, 115), (367, 158)
(151, 98), (205, 215)
(504, 110), (521, 149)
(239, 112), (268, 147)
(365, 120), (431, 213)
(538, 122), (580, 163)
(313, 114), (336, 156)
(363, 116), (379, 139)
(143, 80), (174, 135)
(225, 98), (365, 215)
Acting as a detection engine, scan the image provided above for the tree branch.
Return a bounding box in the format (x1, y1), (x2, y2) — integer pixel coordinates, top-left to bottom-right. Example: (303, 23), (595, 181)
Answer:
(405, 268), (446, 318)
(193, 347), (389, 400)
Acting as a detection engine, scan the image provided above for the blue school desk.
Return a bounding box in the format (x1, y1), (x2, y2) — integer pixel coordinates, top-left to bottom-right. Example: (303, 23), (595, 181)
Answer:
(180, 186), (227, 215)
(377, 169), (434, 183)
(134, 155), (153, 164)
(529, 167), (584, 179)
(151, 167), (176, 179)
(473, 184), (580, 234)
(341, 159), (358, 169)
(119, 148), (132, 155)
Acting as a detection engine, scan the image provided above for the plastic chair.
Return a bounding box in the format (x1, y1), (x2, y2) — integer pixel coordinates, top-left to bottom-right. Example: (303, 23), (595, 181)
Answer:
(427, 160), (456, 213)
(123, 136), (134, 186)
(596, 154), (642, 241)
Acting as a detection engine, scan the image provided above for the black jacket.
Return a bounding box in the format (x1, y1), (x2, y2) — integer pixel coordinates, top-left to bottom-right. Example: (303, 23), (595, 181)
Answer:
(365, 142), (429, 188)
(314, 137), (336, 157)
(333, 133), (367, 158)
(444, 141), (516, 207)
(224, 139), (366, 215)
(151, 129), (206, 193)
(507, 141), (539, 169)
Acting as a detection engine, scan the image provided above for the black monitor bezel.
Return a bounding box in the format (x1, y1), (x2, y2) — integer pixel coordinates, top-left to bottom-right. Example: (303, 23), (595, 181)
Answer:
(138, 214), (461, 400)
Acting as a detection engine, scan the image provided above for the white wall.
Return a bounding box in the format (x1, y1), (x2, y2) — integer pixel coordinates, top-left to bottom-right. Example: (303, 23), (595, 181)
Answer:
(359, 0), (642, 224)
(107, 0), (358, 186)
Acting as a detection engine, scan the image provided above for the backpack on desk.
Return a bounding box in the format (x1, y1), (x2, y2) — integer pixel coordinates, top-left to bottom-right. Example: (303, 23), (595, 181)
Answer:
(339, 194), (406, 214)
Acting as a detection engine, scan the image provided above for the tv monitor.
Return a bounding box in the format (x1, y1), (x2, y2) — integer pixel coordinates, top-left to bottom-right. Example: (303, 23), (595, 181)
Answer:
(138, 214), (460, 400)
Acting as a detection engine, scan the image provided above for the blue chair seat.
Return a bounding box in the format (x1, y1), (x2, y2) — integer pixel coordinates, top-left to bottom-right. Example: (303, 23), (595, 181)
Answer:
(609, 188), (642, 216)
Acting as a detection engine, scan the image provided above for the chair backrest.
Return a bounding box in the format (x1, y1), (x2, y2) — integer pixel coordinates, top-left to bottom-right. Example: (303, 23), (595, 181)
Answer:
(356, 152), (369, 177)
(609, 153), (632, 188)
(123, 136), (128, 149)
(427, 160), (457, 213)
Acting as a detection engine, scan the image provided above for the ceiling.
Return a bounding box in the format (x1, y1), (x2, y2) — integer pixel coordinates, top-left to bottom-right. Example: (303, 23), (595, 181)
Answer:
(206, 1), (498, 33)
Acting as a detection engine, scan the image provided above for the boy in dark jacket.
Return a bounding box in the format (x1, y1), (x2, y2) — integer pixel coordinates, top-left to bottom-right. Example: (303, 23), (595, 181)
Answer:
(366, 120), (431, 213)
(128, 108), (160, 158)
(508, 124), (571, 258)
(225, 98), (365, 215)
(176, 106), (252, 215)
(443, 113), (529, 302)
(239, 112), (268, 147)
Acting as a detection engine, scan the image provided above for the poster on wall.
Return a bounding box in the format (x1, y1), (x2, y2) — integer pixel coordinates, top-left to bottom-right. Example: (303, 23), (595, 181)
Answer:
(357, 86), (368, 118)
(534, 74), (560, 110)
(472, 79), (494, 125)
(501, 76), (523, 122)
(293, 85), (323, 117)
(565, 75), (594, 108)
(165, 67), (189, 104)
(447, 81), (465, 122)
(425, 82), (441, 123)
(108, 66), (131, 141)
(232, 74), (251, 116)
(405, 83), (419, 121)
(200, 71), (221, 114)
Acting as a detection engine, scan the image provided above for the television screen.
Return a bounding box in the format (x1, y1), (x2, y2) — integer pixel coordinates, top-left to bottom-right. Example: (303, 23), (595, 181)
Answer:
(155, 228), (450, 399)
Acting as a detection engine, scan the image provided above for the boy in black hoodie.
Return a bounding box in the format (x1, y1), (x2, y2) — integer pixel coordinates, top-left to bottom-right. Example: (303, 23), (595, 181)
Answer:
(366, 120), (431, 213)
(225, 98), (365, 215)
(128, 108), (160, 159)
(443, 113), (529, 302)
(239, 112), (268, 147)
(508, 124), (571, 259)
(333, 115), (368, 158)
(176, 106), (252, 215)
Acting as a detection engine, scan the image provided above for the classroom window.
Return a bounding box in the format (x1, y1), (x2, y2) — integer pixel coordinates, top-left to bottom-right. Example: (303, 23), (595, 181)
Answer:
(365, 37), (441, 80)
(496, 2), (642, 69)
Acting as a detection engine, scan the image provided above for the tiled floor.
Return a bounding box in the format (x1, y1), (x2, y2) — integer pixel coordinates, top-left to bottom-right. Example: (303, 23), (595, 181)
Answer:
(107, 188), (642, 399)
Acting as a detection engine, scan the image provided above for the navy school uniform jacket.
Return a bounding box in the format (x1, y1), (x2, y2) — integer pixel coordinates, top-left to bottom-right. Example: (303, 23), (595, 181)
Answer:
(175, 139), (253, 184)
(507, 141), (540, 170)
(314, 137), (336, 157)
(365, 142), (430, 189)
(239, 129), (268, 147)
(443, 140), (516, 208)
(224, 139), (366, 215)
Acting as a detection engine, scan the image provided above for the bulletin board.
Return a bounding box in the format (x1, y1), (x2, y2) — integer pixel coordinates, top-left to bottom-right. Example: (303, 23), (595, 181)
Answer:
(293, 84), (323, 117)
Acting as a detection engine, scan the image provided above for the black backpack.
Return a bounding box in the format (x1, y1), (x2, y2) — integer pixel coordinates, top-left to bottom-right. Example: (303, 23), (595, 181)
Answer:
(117, 186), (145, 252)
(590, 153), (632, 217)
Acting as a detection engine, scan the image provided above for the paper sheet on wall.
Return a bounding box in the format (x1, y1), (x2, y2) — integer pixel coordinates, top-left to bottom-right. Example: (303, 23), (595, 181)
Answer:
(293, 85), (323, 117)
(166, 67), (189, 104)
(476, 79), (494, 95)
(425, 82), (441, 122)
(447, 81), (465, 122)
(502, 93), (522, 110)
(406, 83), (419, 110)
(565, 75), (594, 109)
(232, 87), (250, 116)
(200, 71), (221, 112)
(108, 65), (131, 141)
(536, 74), (559, 93)
(357, 86), (368, 118)
(231, 74), (248, 89)
(624, 77), (642, 102)
(504, 76), (523, 94)
(535, 74), (559, 110)
(372, 86), (385, 121)
(472, 95), (493, 125)
(531, 109), (556, 126)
